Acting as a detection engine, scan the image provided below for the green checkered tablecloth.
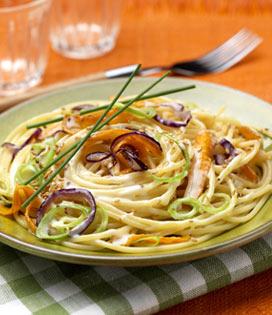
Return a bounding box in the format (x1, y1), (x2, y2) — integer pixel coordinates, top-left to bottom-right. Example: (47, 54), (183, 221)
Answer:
(0, 234), (271, 315)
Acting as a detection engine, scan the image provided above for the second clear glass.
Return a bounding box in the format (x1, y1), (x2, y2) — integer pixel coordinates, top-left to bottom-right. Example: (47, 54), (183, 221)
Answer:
(50, 0), (122, 60)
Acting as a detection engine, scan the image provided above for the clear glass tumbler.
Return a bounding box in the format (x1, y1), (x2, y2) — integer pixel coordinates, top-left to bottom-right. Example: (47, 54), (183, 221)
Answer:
(50, 0), (122, 60)
(0, 0), (52, 96)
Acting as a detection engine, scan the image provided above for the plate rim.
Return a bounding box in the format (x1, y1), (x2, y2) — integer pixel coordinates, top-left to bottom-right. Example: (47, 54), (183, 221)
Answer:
(0, 219), (271, 266)
(0, 77), (271, 266)
(1, 77), (271, 119)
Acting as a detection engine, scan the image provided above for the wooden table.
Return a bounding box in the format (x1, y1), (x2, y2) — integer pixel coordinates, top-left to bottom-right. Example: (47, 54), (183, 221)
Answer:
(41, 1), (272, 313)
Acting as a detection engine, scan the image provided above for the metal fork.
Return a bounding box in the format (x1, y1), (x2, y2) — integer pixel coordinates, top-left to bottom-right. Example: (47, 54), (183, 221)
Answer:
(137, 28), (262, 76)
(0, 29), (262, 111)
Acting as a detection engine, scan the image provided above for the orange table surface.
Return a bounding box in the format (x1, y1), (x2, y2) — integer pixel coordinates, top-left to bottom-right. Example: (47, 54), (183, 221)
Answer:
(41, 1), (272, 314)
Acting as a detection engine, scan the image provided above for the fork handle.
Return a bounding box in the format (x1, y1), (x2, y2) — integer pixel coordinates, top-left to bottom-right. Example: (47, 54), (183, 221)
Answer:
(0, 64), (141, 112)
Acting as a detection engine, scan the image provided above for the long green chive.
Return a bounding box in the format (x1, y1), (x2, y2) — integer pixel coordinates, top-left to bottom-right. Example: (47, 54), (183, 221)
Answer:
(28, 117), (64, 128)
(114, 103), (157, 119)
(23, 67), (143, 186)
(80, 85), (195, 115)
(26, 85), (196, 129)
(24, 73), (175, 186)
(23, 84), (195, 186)
(22, 64), (141, 207)
(22, 68), (171, 209)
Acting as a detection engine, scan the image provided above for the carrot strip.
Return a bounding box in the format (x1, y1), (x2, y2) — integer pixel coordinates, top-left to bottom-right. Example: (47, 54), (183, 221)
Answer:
(0, 185), (41, 233)
(25, 207), (37, 232)
(63, 111), (133, 134)
(159, 235), (190, 244)
(85, 129), (131, 143)
(239, 165), (258, 182)
(0, 185), (32, 216)
(238, 126), (260, 140)
(25, 191), (41, 232)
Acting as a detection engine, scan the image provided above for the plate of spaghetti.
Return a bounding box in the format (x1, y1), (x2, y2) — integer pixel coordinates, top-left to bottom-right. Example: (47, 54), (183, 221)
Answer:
(0, 74), (271, 266)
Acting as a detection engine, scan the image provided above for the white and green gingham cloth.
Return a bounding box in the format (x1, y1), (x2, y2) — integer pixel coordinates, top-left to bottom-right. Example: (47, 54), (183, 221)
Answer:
(0, 233), (271, 315)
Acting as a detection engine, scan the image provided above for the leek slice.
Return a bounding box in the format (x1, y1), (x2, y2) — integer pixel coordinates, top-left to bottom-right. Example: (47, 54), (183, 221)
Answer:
(36, 201), (90, 240)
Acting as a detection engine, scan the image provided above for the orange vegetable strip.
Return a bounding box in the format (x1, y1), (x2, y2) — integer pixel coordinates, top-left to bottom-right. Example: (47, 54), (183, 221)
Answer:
(238, 126), (261, 140)
(240, 165), (258, 182)
(185, 130), (213, 198)
(63, 110), (133, 134)
(0, 185), (41, 221)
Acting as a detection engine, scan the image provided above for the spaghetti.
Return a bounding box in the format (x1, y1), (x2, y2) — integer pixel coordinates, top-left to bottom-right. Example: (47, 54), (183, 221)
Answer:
(0, 96), (271, 253)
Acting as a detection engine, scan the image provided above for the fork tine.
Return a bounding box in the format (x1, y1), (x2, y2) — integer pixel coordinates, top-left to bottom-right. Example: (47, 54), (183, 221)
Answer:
(207, 36), (262, 73)
(170, 28), (262, 76)
(202, 33), (262, 71)
(199, 29), (256, 63)
(201, 32), (256, 66)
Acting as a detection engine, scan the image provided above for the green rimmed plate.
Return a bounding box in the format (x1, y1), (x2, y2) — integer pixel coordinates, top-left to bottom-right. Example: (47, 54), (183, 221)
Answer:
(0, 78), (271, 266)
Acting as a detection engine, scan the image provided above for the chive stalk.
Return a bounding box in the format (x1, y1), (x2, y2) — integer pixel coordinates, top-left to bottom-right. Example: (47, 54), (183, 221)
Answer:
(26, 85), (195, 129)
(22, 67), (171, 208)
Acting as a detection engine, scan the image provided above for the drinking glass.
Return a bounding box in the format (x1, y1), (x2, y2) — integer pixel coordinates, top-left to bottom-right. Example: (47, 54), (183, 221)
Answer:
(50, 0), (122, 60)
(0, 0), (52, 96)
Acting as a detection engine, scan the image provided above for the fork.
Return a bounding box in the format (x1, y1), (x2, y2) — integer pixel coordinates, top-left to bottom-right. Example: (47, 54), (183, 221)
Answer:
(138, 28), (262, 76)
(0, 29), (262, 111)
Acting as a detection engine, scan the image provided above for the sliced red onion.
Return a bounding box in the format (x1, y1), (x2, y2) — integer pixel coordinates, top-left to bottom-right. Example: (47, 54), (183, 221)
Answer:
(36, 188), (96, 236)
(154, 110), (192, 128)
(86, 151), (112, 162)
(2, 128), (42, 159)
(213, 153), (227, 165)
(84, 132), (160, 172)
(154, 102), (191, 128)
(117, 144), (139, 157)
(110, 131), (162, 153)
(22, 128), (42, 147)
(116, 145), (148, 171)
(159, 102), (184, 111)
(72, 104), (96, 113)
(214, 139), (237, 165)
(110, 131), (161, 171)
(219, 139), (237, 157)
